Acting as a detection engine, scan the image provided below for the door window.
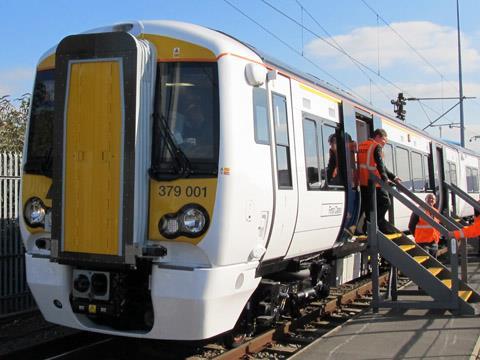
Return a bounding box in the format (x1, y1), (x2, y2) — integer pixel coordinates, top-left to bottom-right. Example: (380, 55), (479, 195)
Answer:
(272, 93), (292, 188)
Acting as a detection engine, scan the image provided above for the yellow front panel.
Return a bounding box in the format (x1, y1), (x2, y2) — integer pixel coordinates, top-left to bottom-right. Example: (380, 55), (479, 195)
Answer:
(38, 54), (55, 71)
(148, 179), (217, 245)
(64, 61), (122, 255)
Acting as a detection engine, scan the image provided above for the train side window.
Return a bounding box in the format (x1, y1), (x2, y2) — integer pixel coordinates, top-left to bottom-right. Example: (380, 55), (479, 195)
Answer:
(448, 162), (457, 185)
(466, 167), (473, 192)
(395, 146), (412, 189)
(253, 87), (270, 144)
(383, 143), (394, 172)
(411, 151), (424, 192)
(473, 168), (479, 192)
(320, 125), (343, 189)
(272, 93), (292, 188)
(303, 119), (320, 189)
(467, 167), (479, 193)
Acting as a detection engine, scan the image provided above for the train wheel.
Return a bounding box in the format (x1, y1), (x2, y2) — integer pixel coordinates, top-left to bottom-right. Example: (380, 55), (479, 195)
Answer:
(224, 331), (247, 348)
(223, 307), (251, 348)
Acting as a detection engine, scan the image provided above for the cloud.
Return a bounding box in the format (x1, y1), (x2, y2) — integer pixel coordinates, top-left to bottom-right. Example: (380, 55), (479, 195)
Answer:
(0, 67), (35, 99)
(305, 21), (480, 75)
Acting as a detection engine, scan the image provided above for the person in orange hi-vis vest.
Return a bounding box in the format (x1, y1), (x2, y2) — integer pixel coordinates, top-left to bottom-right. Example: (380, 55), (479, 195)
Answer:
(408, 194), (440, 257)
(358, 128), (401, 234)
(449, 201), (480, 240)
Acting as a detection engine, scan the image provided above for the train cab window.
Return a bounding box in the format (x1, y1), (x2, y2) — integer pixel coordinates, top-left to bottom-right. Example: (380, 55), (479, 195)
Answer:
(411, 151), (424, 192)
(395, 146), (412, 189)
(24, 69), (55, 176)
(253, 87), (270, 144)
(321, 125), (343, 188)
(151, 62), (219, 178)
(383, 143), (394, 172)
(447, 162), (457, 185)
(303, 119), (320, 189)
(272, 93), (292, 188)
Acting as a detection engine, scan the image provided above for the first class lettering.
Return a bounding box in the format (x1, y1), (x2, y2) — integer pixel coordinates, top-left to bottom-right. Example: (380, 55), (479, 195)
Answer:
(158, 185), (207, 198)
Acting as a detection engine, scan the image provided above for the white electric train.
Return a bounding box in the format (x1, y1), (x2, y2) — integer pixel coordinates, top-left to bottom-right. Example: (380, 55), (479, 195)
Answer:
(20, 20), (480, 342)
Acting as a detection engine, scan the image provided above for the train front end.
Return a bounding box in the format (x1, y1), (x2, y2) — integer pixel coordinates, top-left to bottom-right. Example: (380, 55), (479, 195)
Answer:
(20, 22), (261, 340)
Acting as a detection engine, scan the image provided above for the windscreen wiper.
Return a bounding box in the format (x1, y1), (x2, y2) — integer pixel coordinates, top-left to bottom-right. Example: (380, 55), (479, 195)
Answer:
(149, 113), (191, 181)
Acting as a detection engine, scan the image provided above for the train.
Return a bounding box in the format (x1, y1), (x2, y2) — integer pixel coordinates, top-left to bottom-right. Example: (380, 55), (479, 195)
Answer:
(20, 20), (480, 343)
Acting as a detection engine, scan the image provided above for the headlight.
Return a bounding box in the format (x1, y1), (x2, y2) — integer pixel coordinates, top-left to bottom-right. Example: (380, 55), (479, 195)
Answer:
(159, 216), (180, 238)
(158, 204), (209, 238)
(181, 207), (206, 235)
(24, 197), (47, 227)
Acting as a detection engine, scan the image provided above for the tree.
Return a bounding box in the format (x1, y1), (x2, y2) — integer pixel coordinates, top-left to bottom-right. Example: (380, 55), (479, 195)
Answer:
(0, 95), (30, 153)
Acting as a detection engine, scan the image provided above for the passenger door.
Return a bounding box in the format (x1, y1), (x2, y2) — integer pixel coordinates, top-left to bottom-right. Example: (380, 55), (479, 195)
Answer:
(262, 73), (298, 261)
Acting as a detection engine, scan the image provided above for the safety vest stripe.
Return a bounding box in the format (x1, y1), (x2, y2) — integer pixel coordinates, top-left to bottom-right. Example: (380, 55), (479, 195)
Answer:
(366, 142), (376, 171)
(359, 164), (377, 170)
(416, 225), (433, 229)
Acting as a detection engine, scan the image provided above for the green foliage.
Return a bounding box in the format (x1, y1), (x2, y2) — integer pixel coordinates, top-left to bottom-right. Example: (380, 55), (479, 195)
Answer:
(0, 95), (30, 153)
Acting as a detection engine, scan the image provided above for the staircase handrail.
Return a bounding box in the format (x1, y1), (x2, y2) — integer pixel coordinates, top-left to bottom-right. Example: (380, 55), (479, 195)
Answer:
(444, 182), (480, 214)
(369, 174), (460, 237)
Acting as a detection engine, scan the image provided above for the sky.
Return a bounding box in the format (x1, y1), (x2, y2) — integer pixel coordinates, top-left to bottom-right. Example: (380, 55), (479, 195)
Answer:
(2, 0), (479, 151)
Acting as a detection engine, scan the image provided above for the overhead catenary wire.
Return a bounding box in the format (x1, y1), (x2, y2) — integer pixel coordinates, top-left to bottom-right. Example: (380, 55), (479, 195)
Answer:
(260, 0), (457, 124)
(295, 0), (394, 104)
(221, 0), (371, 103)
(260, 0), (405, 94)
(360, 0), (480, 126)
(360, 0), (448, 81)
(225, 0), (457, 127)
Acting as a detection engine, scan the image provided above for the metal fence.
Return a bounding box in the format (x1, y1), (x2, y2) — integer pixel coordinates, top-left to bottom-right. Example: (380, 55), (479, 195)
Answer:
(0, 152), (36, 316)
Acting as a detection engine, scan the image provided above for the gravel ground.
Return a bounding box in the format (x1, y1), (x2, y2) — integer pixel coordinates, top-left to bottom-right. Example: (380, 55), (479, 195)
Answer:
(0, 311), (79, 356)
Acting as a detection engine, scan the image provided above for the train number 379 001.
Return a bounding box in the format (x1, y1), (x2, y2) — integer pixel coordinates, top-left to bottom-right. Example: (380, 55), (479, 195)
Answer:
(158, 185), (208, 198)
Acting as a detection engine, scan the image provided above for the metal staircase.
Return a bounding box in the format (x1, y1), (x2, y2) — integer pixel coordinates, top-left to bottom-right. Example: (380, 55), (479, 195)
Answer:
(367, 176), (480, 315)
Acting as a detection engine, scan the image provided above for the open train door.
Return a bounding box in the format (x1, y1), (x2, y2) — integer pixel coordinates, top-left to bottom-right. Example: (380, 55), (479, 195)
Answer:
(431, 142), (447, 213)
(335, 103), (373, 239)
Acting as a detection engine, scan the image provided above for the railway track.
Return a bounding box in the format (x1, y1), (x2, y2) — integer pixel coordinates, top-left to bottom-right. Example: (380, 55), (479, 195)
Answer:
(211, 273), (399, 360)
(4, 272), (406, 359)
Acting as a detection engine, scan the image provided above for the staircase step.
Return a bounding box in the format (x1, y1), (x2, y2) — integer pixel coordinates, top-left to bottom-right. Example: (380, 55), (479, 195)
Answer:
(355, 235), (368, 241)
(441, 279), (467, 289)
(428, 267), (443, 276)
(413, 256), (429, 264)
(442, 279), (452, 288)
(385, 233), (403, 240)
(399, 244), (416, 252)
(459, 290), (473, 302)
(439, 280), (473, 302)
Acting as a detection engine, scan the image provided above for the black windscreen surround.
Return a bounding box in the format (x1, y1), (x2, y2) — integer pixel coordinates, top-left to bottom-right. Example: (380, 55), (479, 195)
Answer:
(24, 70), (55, 177)
(151, 62), (219, 179)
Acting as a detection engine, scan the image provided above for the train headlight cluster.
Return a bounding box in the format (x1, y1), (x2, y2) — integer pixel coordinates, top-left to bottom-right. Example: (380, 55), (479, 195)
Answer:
(24, 197), (47, 227)
(159, 204), (209, 239)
